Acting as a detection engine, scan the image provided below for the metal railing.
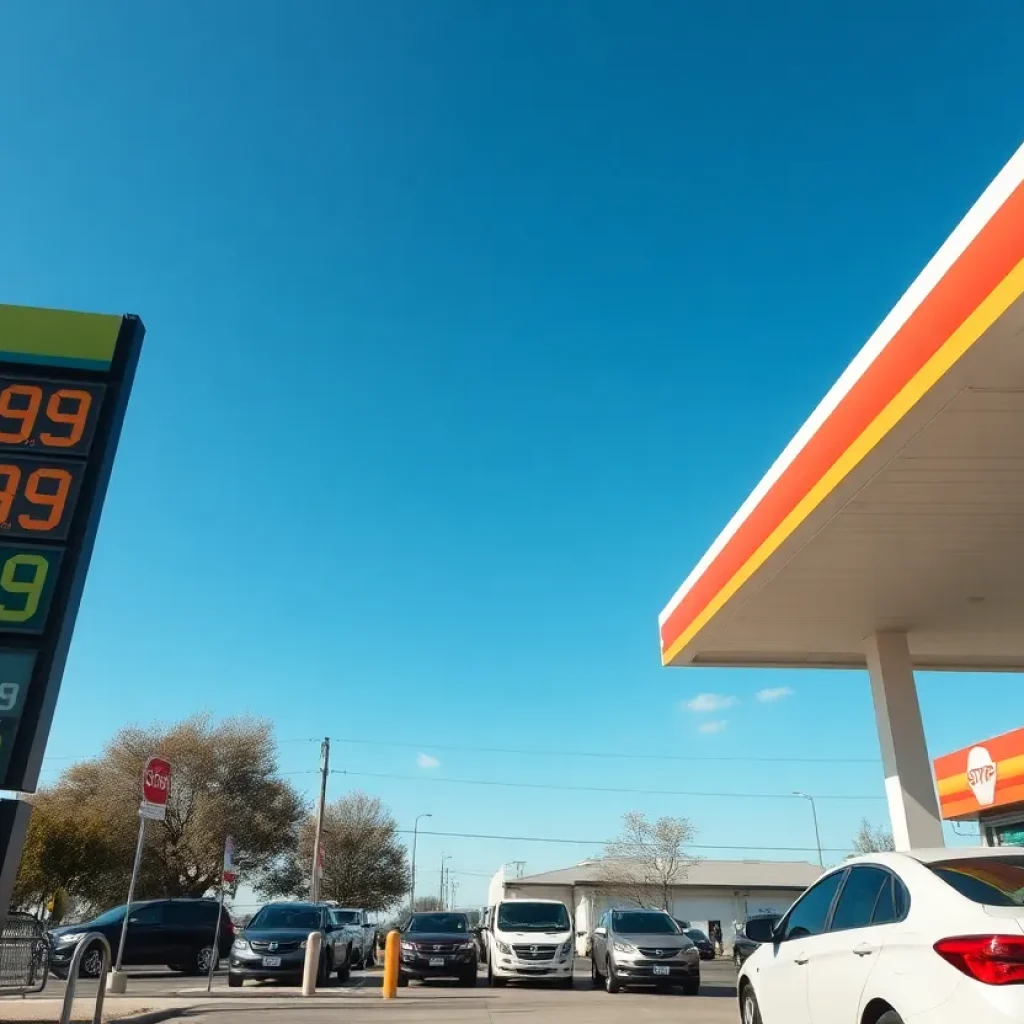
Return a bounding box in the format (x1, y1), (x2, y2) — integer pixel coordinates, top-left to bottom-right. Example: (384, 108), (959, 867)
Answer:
(0, 912), (50, 995)
(58, 932), (109, 1024)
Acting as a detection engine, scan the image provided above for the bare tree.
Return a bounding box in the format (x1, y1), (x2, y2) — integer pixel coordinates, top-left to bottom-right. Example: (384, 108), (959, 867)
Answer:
(597, 811), (697, 910)
(260, 792), (408, 911)
(850, 818), (895, 854)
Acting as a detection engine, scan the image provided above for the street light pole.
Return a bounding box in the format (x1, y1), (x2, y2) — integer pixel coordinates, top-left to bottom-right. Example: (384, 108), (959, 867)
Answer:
(409, 813), (432, 913)
(794, 791), (823, 867)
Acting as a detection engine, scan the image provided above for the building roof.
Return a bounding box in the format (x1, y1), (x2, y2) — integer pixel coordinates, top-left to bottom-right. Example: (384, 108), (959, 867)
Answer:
(509, 858), (822, 891)
(657, 143), (1024, 671)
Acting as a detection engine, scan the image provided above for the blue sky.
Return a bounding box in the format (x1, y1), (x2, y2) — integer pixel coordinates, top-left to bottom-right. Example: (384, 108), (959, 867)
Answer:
(2, 0), (1024, 909)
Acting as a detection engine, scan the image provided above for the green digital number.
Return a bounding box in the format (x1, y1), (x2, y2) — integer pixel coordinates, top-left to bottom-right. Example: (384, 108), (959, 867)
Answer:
(0, 553), (49, 623)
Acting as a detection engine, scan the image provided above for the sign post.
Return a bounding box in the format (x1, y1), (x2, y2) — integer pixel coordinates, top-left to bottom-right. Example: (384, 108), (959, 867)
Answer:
(109, 756), (170, 994)
(207, 836), (236, 992)
(0, 305), (145, 923)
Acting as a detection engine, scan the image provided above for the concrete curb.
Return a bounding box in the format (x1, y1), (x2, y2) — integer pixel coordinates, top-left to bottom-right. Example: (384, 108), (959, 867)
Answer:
(115, 1009), (194, 1024)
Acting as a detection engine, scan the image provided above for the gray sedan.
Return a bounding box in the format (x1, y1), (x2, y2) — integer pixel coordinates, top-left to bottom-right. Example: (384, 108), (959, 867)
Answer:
(590, 909), (700, 994)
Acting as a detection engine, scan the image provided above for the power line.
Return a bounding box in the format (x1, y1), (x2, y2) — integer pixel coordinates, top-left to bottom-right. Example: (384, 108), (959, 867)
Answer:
(331, 736), (878, 765)
(396, 826), (853, 855)
(333, 769), (883, 802)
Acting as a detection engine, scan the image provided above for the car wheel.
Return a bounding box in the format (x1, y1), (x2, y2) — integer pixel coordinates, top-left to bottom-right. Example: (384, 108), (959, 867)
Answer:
(79, 945), (105, 978)
(397, 971), (409, 987)
(364, 945), (375, 968)
(734, 949), (743, 968)
(227, 973), (243, 988)
(316, 954), (330, 987)
(336, 958), (351, 983)
(193, 945), (218, 975)
(590, 956), (601, 987)
(604, 957), (620, 994)
(740, 983), (762, 1024)
(876, 1013), (904, 1024)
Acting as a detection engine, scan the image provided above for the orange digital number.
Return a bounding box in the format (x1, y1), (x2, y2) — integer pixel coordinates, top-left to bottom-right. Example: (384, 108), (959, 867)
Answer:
(19, 468), (72, 532)
(0, 465), (21, 524)
(40, 389), (93, 448)
(0, 386), (42, 444)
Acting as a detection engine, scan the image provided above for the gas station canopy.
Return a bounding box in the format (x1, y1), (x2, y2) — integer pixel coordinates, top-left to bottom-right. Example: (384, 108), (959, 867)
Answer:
(659, 145), (1024, 673)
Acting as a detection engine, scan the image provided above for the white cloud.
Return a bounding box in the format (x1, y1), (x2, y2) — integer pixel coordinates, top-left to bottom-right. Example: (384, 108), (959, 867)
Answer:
(684, 693), (738, 713)
(756, 686), (794, 703)
(698, 720), (728, 734)
(416, 752), (440, 769)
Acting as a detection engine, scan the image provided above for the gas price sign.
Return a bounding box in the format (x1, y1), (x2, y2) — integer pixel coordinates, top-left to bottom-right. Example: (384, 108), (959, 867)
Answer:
(0, 306), (144, 790)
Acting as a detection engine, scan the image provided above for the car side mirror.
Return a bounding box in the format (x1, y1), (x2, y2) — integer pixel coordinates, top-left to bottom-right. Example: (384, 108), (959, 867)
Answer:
(744, 918), (778, 944)
(594, 927), (606, 937)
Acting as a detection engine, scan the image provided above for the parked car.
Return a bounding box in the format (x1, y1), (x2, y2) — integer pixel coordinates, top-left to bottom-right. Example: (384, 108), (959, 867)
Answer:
(590, 908), (700, 994)
(684, 928), (716, 960)
(228, 902), (352, 988)
(49, 899), (234, 978)
(398, 912), (478, 986)
(738, 848), (1024, 1024)
(474, 907), (491, 964)
(732, 913), (780, 967)
(325, 908), (376, 968)
(484, 898), (575, 987)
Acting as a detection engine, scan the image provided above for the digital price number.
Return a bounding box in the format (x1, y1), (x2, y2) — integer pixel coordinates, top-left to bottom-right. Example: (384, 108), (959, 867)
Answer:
(0, 546), (62, 633)
(0, 650), (37, 781)
(0, 378), (104, 457)
(0, 457), (84, 540)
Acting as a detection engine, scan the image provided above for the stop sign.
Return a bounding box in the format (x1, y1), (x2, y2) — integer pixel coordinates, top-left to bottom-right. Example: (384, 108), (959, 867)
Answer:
(143, 757), (171, 806)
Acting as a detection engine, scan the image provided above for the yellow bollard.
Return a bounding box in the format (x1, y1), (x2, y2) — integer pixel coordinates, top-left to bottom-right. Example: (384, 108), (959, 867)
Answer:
(382, 929), (400, 999)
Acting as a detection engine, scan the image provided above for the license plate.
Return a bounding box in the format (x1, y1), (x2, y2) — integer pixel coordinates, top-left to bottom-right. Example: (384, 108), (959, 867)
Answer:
(262, 956), (282, 967)
(429, 957), (445, 967)
(653, 965), (670, 976)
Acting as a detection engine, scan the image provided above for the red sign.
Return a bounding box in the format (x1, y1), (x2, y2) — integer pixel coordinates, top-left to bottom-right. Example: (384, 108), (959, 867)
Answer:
(143, 757), (172, 806)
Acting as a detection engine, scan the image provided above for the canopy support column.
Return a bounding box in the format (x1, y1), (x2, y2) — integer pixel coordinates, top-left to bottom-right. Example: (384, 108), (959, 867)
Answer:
(865, 632), (944, 850)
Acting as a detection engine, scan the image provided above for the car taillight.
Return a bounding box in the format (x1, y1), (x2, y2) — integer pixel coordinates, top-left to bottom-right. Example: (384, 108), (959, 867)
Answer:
(224, 918), (235, 937)
(934, 935), (1024, 985)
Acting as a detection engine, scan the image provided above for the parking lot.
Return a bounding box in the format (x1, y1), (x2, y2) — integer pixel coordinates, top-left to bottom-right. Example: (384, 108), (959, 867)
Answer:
(19, 957), (740, 1023)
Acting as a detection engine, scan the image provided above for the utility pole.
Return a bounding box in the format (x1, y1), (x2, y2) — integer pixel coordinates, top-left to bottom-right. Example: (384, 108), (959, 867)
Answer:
(440, 853), (451, 908)
(409, 813), (432, 913)
(311, 737), (330, 901)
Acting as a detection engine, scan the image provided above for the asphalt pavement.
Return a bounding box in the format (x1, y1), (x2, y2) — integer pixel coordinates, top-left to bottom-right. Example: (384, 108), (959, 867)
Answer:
(14, 956), (739, 1023)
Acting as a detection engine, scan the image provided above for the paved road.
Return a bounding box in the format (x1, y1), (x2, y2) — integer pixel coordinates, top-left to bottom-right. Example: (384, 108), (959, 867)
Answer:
(25, 958), (739, 1022)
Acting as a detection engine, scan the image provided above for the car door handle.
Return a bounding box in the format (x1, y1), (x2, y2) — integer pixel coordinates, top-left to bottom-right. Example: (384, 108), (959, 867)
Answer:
(794, 954), (809, 965)
(853, 944), (876, 957)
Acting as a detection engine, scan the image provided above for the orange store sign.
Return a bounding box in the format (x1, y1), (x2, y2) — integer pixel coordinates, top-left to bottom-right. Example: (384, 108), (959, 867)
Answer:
(934, 726), (1024, 820)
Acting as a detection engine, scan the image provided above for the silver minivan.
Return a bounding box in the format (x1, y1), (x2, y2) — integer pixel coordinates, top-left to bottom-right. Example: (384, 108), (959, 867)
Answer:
(590, 908), (700, 994)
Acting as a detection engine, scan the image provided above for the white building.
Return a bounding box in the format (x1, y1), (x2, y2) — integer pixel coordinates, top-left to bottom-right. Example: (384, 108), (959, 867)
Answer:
(488, 858), (822, 953)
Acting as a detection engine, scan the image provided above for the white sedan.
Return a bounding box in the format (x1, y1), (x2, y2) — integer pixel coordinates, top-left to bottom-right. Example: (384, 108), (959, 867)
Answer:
(738, 847), (1024, 1024)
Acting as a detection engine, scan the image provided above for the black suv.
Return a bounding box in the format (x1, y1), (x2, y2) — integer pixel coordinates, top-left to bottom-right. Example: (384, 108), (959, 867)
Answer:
(399, 912), (478, 986)
(49, 899), (234, 978)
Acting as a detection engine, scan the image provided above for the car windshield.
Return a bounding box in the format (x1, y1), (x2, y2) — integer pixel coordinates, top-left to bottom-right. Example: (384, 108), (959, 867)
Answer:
(332, 911), (359, 924)
(497, 902), (570, 931)
(89, 905), (127, 927)
(249, 906), (322, 930)
(930, 856), (1024, 907)
(612, 911), (679, 934)
(685, 929), (708, 942)
(407, 913), (468, 933)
